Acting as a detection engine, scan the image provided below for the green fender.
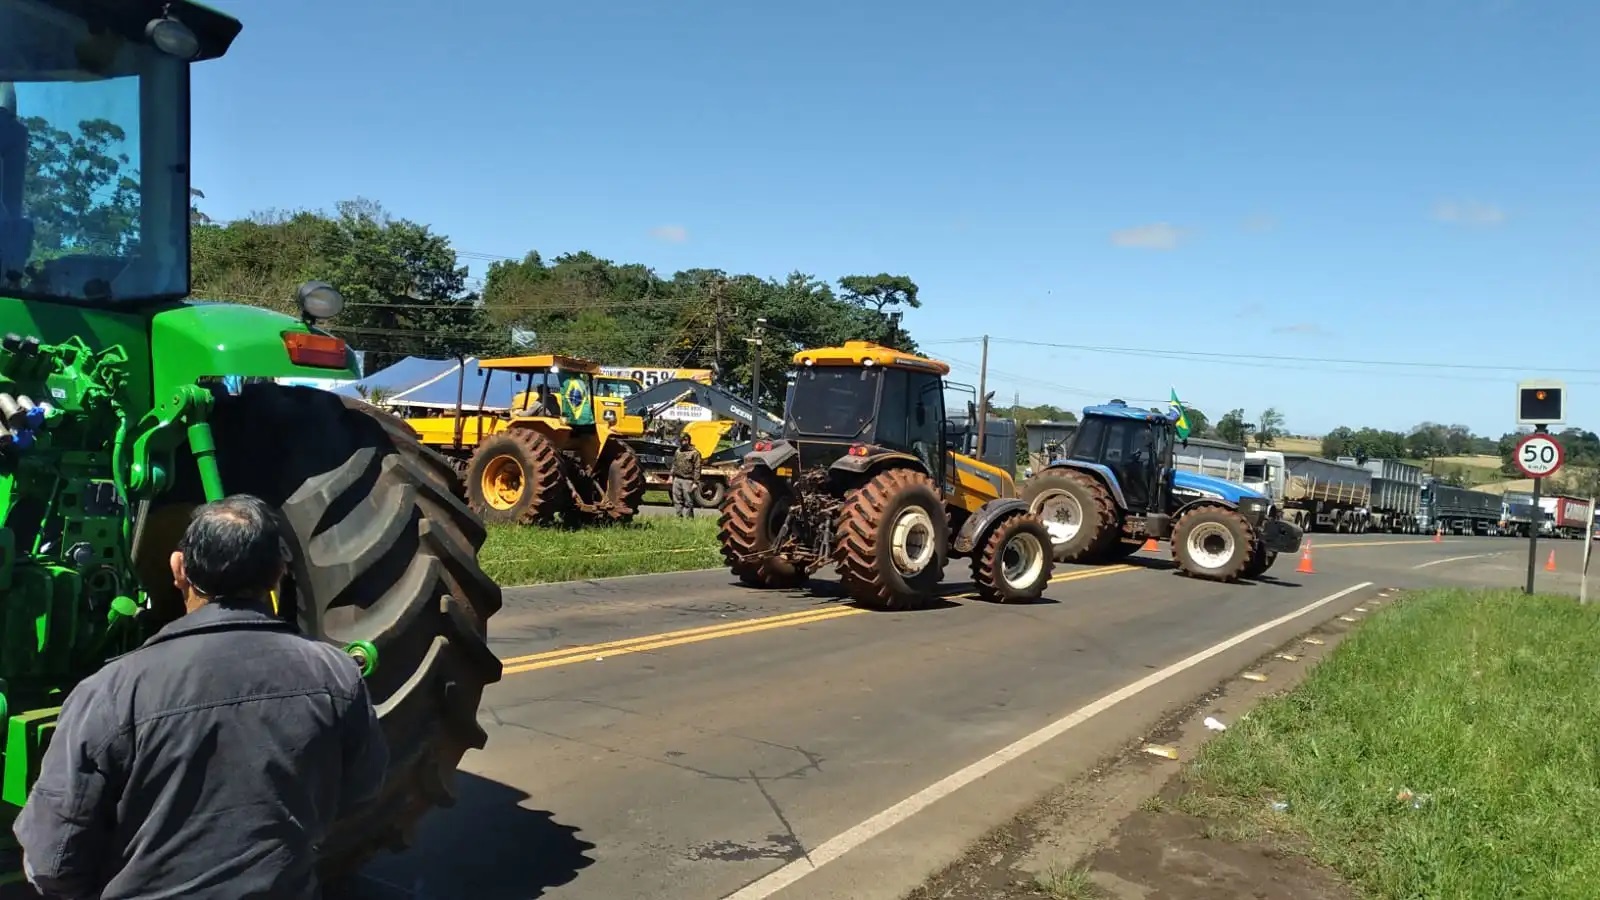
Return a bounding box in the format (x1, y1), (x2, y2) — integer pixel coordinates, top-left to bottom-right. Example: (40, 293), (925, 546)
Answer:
(149, 302), (360, 397)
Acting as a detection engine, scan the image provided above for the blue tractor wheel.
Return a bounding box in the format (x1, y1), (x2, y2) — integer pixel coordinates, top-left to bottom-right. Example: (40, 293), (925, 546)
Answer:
(1019, 470), (1121, 564)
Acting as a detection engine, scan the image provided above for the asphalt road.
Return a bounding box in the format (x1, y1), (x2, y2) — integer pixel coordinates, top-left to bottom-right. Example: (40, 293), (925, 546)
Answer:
(350, 532), (1586, 900)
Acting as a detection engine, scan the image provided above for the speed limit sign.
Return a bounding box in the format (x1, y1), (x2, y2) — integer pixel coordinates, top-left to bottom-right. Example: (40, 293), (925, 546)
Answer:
(1515, 433), (1564, 479)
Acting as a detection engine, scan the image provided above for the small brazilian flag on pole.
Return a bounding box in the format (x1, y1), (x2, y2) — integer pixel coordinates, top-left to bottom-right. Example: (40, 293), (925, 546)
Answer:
(1170, 389), (1191, 440)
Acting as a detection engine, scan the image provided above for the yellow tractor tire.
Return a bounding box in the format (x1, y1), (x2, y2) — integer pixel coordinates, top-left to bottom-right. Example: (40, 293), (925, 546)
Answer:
(969, 511), (1054, 603)
(719, 469), (807, 589)
(464, 429), (568, 525)
(834, 467), (949, 610)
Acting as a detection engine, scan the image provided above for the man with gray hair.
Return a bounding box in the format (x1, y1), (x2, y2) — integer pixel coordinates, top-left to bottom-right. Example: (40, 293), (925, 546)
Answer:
(13, 494), (390, 898)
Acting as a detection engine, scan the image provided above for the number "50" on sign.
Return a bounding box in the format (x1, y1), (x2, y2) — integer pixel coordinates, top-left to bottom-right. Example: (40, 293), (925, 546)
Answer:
(1515, 433), (1564, 479)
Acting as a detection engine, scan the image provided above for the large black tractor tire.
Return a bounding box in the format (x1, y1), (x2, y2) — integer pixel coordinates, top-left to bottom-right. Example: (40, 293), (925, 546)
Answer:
(573, 440), (648, 525)
(718, 469), (807, 589)
(1171, 505), (1255, 583)
(464, 428), (568, 525)
(1107, 538), (1145, 560)
(970, 511), (1055, 603)
(696, 477), (729, 509)
(1019, 470), (1121, 564)
(1242, 540), (1278, 580)
(191, 384), (504, 877)
(834, 468), (950, 610)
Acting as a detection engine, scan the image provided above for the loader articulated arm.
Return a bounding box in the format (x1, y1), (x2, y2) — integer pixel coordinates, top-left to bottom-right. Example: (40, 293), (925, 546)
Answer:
(623, 379), (784, 436)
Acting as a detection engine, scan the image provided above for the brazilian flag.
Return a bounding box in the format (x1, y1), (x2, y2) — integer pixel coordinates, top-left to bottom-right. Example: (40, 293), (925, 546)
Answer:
(1170, 389), (1191, 440)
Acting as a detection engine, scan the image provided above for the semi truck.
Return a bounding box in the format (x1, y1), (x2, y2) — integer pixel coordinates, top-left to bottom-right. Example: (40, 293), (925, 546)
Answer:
(1243, 451), (1373, 532)
(1499, 490), (1539, 537)
(1418, 478), (1503, 535)
(1338, 457), (1425, 533)
(1538, 494), (1593, 539)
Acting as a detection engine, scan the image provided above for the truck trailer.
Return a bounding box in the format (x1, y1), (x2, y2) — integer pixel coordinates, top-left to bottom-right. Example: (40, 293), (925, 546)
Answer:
(1538, 494), (1593, 539)
(1175, 437), (1248, 483)
(1244, 451), (1373, 533)
(1499, 490), (1538, 537)
(1418, 479), (1502, 535)
(1338, 457), (1425, 533)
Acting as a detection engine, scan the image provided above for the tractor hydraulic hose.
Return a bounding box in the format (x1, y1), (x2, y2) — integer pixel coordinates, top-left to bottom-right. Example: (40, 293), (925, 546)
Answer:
(185, 421), (225, 502)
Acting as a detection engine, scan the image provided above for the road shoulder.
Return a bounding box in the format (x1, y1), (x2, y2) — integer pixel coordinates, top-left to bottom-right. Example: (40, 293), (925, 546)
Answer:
(904, 586), (1405, 900)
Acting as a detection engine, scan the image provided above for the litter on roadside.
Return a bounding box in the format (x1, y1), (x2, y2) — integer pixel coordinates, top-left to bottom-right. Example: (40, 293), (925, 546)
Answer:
(1141, 744), (1180, 760)
(1274, 653), (1299, 662)
(1338, 615), (1358, 622)
(1270, 800), (1290, 812)
(1303, 637), (1326, 646)
(1203, 716), (1227, 731)
(1353, 607), (1368, 613)
(1241, 672), (1268, 682)
(1395, 788), (1433, 809)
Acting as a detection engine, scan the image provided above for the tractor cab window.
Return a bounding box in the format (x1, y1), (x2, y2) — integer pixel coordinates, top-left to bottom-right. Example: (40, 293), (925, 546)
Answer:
(1101, 417), (1158, 511)
(788, 366), (880, 440)
(877, 368), (909, 449)
(1, 0), (192, 302)
(1070, 417), (1108, 462)
(905, 372), (945, 476)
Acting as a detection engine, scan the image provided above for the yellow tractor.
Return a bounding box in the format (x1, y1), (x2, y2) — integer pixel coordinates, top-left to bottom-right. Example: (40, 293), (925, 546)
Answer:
(717, 341), (1054, 608)
(404, 354), (647, 525)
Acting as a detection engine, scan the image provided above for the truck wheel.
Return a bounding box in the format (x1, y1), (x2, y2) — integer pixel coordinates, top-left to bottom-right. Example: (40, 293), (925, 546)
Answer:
(574, 441), (648, 524)
(719, 469), (807, 588)
(1241, 541), (1277, 579)
(970, 512), (1054, 603)
(835, 468), (949, 610)
(696, 478), (728, 509)
(1171, 505), (1254, 583)
(193, 384), (503, 876)
(1019, 471), (1120, 564)
(464, 428), (568, 525)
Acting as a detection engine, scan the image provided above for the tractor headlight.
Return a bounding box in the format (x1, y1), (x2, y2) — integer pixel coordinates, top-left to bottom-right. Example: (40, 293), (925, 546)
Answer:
(145, 17), (201, 60)
(1237, 497), (1268, 524)
(296, 281), (345, 322)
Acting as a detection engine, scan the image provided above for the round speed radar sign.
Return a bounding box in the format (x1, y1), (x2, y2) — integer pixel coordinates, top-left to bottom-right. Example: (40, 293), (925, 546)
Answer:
(1515, 433), (1564, 479)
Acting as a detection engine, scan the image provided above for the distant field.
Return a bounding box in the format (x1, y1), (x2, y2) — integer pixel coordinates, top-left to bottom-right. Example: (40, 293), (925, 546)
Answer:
(1273, 436), (1322, 455)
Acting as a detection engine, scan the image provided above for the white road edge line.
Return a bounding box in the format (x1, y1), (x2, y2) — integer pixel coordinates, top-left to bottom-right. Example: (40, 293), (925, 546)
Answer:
(722, 580), (1376, 900)
(1413, 552), (1504, 569)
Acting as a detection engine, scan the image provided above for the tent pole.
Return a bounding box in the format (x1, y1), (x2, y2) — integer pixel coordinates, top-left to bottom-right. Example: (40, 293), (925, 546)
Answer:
(475, 366), (494, 448)
(453, 355), (467, 451)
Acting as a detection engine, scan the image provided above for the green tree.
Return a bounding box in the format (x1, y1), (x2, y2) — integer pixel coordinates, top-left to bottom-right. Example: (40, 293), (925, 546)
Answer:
(20, 116), (139, 258)
(1215, 409), (1249, 445)
(1183, 406), (1211, 439)
(1254, 407), (1285, 447)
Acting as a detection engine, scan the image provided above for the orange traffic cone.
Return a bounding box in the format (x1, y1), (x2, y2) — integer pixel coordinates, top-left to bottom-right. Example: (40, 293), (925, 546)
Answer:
(1546, 549), (1557, 572)
(1141, 536), (1160, 552)
(1296, 540), (1316, 575)
(1433, 525), (1443, 543)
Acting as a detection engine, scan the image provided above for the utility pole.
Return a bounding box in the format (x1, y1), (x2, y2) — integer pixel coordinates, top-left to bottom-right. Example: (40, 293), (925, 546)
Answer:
(712, 277), (724, 379)
(747, 317), (766, 415)
(976, 334), (989, 457)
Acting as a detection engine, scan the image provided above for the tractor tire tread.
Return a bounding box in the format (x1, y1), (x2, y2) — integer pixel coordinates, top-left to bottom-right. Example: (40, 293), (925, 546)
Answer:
(834, 468), (945, 610)
(1170, 505), (1256, 583)
(718, 470), (806, 588)
(464, 428), (567, 525)
(970, 512), (1054, 603)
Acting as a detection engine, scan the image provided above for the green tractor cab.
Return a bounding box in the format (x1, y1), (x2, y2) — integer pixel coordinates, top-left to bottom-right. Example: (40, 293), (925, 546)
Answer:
(0, 0), (502, 881)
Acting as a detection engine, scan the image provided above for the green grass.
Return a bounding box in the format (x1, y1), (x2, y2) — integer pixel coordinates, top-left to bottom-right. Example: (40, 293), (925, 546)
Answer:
(1191, 587), (1600, 899)
(480, 517), (721, 586)
(1034, 864), (1100, 899)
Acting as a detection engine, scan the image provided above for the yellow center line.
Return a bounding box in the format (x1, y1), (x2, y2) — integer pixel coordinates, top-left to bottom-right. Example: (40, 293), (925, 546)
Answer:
(497, 563), (1147, 676)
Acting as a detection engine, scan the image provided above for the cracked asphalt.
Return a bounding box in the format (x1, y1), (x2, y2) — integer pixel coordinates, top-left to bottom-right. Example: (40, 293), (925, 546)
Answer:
(347, 532), (1592, 900)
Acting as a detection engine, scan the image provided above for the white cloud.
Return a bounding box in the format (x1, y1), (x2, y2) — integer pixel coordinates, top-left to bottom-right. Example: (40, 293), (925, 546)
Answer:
(1242, 213), (1278, 233)
(649, 224), (689, 243)
(1432, 200), (1506, 227)
(1110, 222), (1185, 250)
(1272, 322), (1329, 336)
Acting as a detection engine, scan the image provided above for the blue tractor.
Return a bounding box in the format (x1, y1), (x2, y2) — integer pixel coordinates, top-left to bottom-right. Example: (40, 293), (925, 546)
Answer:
(1019, 401), (1304, 581)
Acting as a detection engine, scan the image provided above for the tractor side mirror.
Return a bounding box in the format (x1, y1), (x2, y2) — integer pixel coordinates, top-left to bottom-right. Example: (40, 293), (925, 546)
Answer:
(942, 419), (965, 450)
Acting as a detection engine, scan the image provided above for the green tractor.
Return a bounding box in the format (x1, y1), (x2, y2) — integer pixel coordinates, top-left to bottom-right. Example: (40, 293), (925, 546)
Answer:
(0, 0), (503, 883)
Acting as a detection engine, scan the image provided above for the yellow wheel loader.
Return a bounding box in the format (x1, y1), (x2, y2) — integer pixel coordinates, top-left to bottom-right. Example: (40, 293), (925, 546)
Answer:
(717, 342), (1054, 608)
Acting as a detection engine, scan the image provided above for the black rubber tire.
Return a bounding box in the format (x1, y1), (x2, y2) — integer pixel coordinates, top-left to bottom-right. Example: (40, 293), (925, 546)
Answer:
(1171, 505), (1255, 583)
(1241, 540), (1278, 580)
(718, 469), (807, 588)
(183, 384), (504, 876)
(696, 478), (728, 509)
(574, 440), (648, 524)
(464, 428), (567, 525)
(834, 467), (949, 610)
(970, 511), (1055, 603)
(1019, 470), (1121, 564)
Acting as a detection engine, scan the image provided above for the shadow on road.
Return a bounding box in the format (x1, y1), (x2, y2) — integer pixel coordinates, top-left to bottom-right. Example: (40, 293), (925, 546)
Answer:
(338, 773), (595, 899)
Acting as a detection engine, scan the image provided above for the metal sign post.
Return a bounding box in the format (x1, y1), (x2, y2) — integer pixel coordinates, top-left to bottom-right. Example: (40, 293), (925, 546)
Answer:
(1583, 497), (1596, 605)
(1515, 428), (1565, 595)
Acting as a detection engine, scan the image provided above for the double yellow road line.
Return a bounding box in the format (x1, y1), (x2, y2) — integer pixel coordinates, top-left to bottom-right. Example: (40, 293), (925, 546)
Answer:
(499, 563), (1141, 677)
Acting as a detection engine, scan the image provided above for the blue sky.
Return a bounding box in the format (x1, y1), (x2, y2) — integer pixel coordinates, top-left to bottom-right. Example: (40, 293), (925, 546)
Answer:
(193, 0), (1600, 438)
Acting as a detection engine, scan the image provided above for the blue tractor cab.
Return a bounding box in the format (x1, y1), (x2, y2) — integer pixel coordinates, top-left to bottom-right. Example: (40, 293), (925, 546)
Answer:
(1019, 400), (1303, 582)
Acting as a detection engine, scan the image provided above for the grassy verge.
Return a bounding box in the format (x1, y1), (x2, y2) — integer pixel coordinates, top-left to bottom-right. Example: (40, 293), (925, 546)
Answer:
(1189, 587), (1600, 898)
(480, 517), (721, 586)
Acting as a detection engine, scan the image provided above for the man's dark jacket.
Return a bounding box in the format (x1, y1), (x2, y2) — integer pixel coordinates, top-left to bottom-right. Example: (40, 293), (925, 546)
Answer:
(13, 603), (389, 898)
